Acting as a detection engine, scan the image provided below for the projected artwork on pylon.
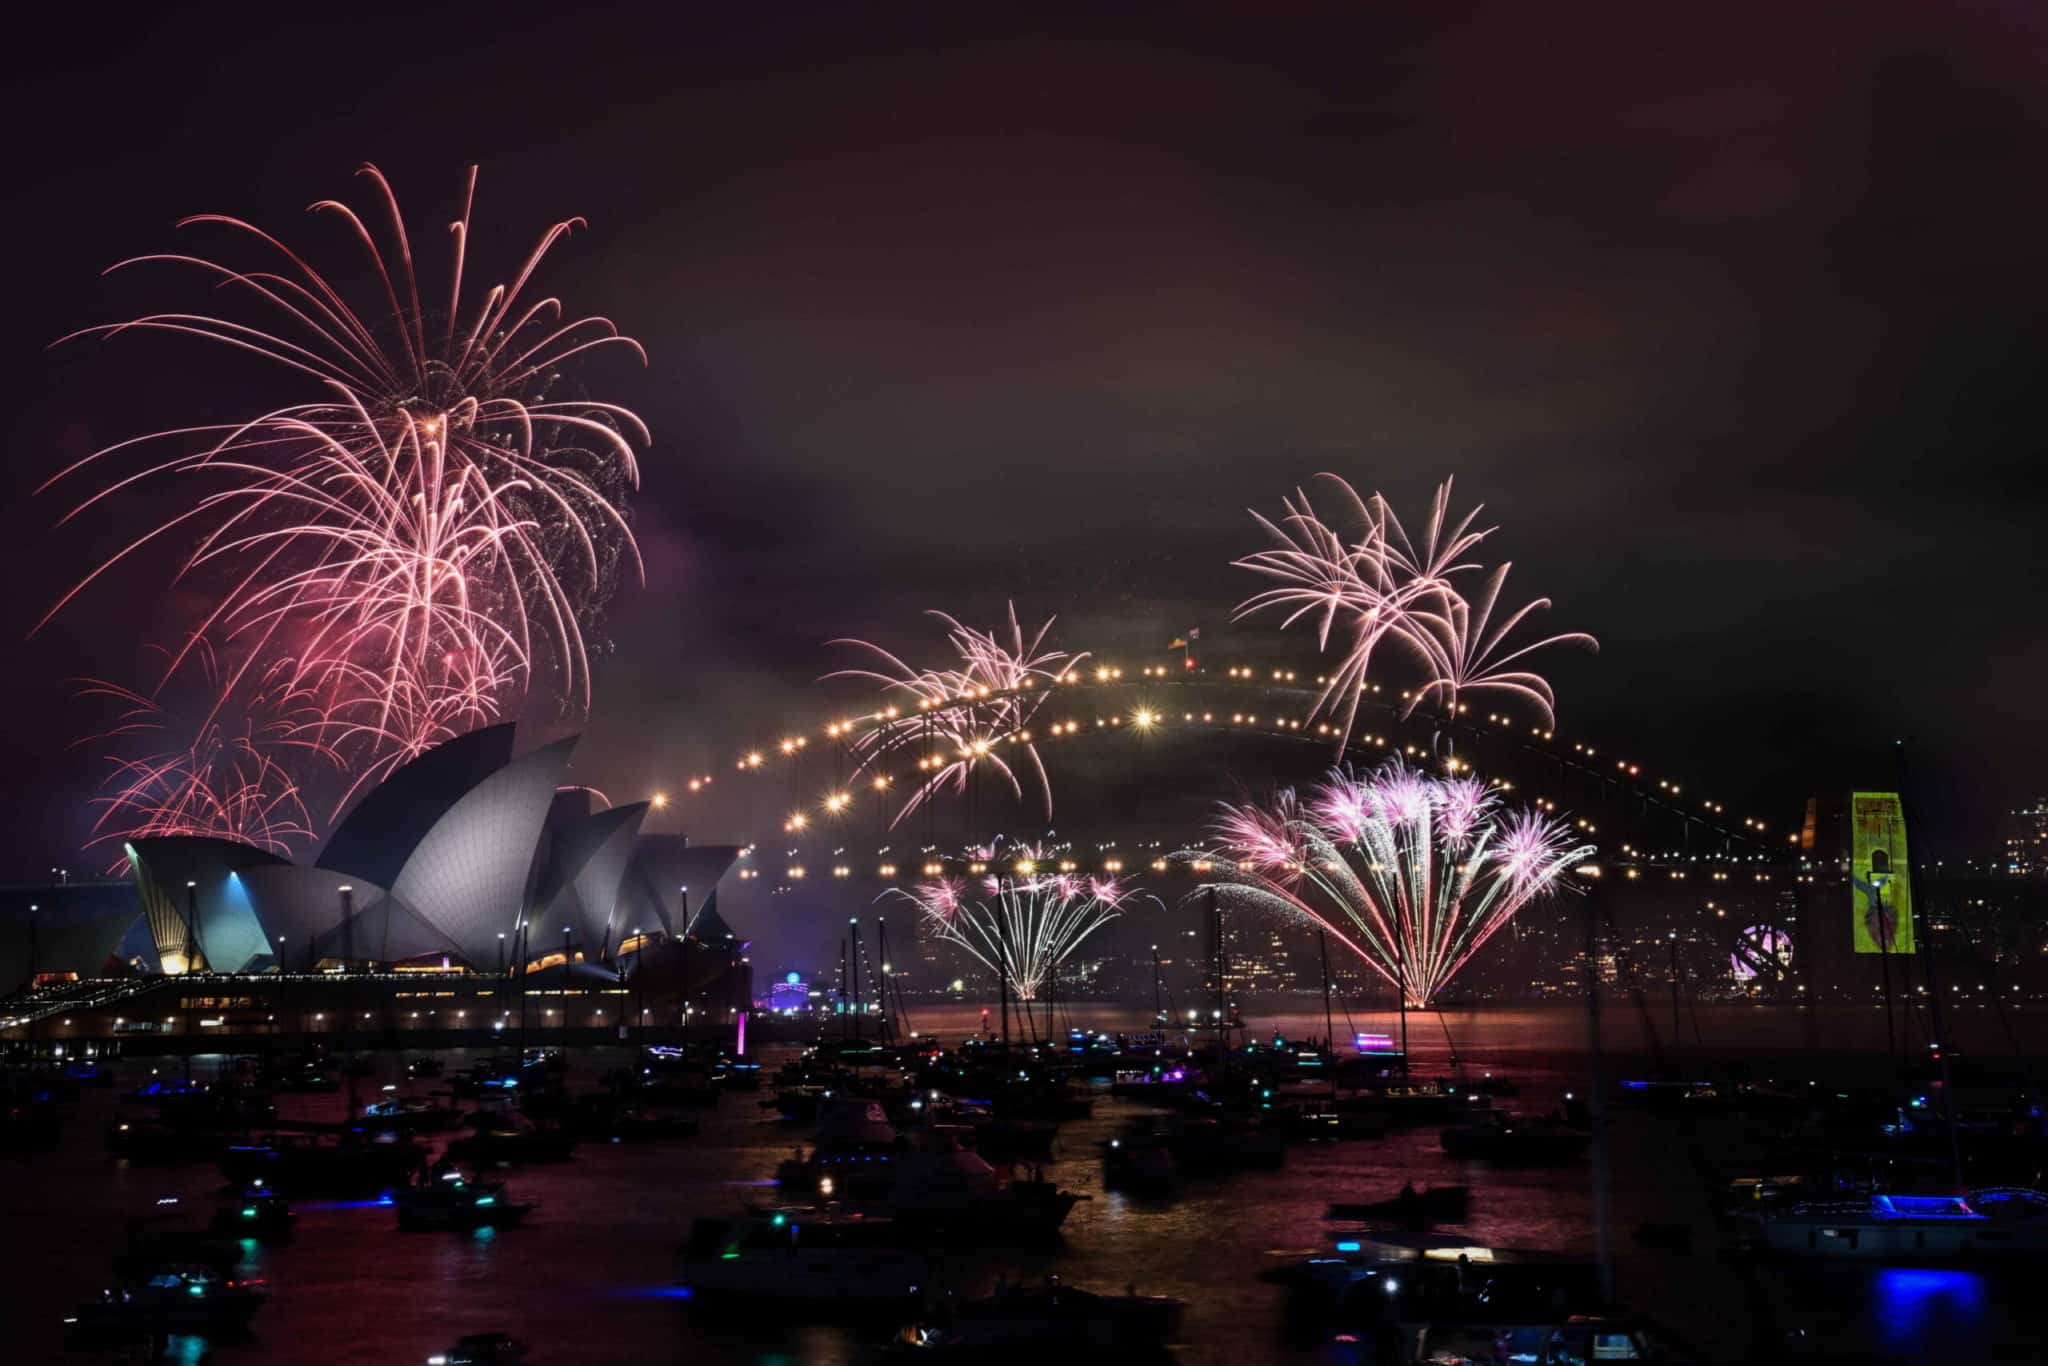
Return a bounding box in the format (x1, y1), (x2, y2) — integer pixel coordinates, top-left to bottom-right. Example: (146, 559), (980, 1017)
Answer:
(1850, 792), (1914, 955)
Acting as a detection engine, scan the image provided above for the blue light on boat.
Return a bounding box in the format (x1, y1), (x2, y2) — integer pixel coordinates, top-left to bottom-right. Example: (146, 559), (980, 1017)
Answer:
(1873, 1195), (1983, 1220)
(1336, 1241), (1362, 1252)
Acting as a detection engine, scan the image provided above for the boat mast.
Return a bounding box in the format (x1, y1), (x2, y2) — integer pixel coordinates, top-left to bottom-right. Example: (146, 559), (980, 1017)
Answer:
(1152, 943), (1164, 1026)
(1318, 929), (1336, 1098)
(1580, 861), (1615, 1305)
(1208, 888), (1227, 1047)
(1897, 741), (1965, 1192)
(850, 918), (865, 1040)
(875, 916), (892, 1044)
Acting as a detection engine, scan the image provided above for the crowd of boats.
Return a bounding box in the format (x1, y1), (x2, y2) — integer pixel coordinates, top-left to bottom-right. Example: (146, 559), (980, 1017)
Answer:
(7, 1015), (2047, 1362)
(9, 1042), (733, 1358)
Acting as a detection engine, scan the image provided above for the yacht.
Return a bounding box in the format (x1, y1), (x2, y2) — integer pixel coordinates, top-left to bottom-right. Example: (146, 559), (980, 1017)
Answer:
(1329, 1184), (1470, 1226)
(446, 1111), (577, 1164)
(1398, 1316), (1670, 1363)
(114, 1210), (245, 1279)
(898, 1278), (1184, 1357)
(1760, 1190), (2048, 1260)
(222, 1131), (425, 1195)
(428, 1333), (529, 1364)
(1101, 1134), (1177, 1196)
(1440, 1112), (1589, 1163)
(210, 1183), (297, 1239)
(394, 1169), (533, 1232)
(677, 1209), (927, 1306)
(364, 1091), (464, 1133)
(64, 1266), (266, 1346)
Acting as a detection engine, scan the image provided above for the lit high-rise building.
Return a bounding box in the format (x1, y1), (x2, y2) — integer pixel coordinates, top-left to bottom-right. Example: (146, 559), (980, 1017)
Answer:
(1999, 799), (2048, 878)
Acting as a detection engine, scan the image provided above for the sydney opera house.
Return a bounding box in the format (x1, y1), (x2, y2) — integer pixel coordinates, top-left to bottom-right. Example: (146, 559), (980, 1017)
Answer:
(0, 725), (749, 1042)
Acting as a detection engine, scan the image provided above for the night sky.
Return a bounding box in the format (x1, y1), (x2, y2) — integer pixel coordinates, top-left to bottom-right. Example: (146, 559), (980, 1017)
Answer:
(5, 1), (2047, 874)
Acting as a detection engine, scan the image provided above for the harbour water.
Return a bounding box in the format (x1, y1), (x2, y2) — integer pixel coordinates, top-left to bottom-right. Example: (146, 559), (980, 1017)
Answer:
(5, 1003), (2040, 1363)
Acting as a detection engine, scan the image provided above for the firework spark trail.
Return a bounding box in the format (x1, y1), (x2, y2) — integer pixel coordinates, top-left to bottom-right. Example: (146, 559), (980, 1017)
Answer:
(41, 164), (648, 831)
(1200, 760), (1592, 1006)
(826, 605), (1085, 827)
(1234, 476), (1594, 748)
(75, 672), (319, 868)
(892, 853), (1133, 1000)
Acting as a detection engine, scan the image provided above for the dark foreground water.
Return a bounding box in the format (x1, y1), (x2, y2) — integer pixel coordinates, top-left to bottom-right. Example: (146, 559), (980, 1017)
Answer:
(5, 1004), (2042, 1364)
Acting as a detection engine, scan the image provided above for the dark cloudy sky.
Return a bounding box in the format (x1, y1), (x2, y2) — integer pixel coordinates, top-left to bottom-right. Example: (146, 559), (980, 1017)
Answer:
(4, 0), (2046, 871)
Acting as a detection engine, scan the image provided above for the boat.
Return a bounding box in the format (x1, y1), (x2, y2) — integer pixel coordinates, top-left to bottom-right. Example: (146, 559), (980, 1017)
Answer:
(406, 1056), (446, 1079)
(105, 1115), (230, 1162)
(1143, 1113), (1287, 1170)
(789, 1127), (1084, 1238)
(896, 1277), (1184, 1357)
(1350, 1078), (1465, 1127)
(677, 1210), (927, 1306)
(1759, 1191), (2048, 1260)
(114, 1209), (246, 1278)
(446, 1112), (577, 1164)
(64, 1266), (266, 1346)
(560, 1095), (701, 1141)
(1278, 1103), (1388, 1141)
(428, 1333), (529, 1364)
(712, 1058), (764, 1092)
(1263, 1237), (1605, 1336)
(450, 1063), (526, 1098)
(271, 1061), (340, 1094)
(61, 1058), (115, 1087)
(1398, 1315), (1673, 1363)
(221, 1131), (425, 1195)
(1101, 1134), (1178, 1196)
(1329, 1185), (1470, 1225)
(394, 1170), (533, 1232)
(364, 1091), (464, 1134)
(1440, 1113), (1589, 1163)
(210, 1184), (297, 1239)
(122, 1075), (211, 1106)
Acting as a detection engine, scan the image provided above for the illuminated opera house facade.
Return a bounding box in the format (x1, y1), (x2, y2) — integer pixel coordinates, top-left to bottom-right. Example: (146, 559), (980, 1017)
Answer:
(1, 725), (748, 1033)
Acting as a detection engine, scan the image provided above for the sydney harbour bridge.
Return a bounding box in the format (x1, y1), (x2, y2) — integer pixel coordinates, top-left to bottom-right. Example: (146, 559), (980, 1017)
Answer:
(671, 641), (1826, 1009)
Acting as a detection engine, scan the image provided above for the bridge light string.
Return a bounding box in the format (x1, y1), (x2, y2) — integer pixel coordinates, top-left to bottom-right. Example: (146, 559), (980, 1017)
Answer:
(658, 657), (1780, 853)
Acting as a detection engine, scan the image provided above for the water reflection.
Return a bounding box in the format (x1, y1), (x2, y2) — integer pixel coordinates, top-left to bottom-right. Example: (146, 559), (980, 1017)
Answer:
(1872, 1267), (1988, 1355)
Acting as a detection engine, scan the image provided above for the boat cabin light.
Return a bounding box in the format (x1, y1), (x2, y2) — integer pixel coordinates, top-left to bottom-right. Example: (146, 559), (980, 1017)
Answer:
(1422, 1246), (1497, 1263)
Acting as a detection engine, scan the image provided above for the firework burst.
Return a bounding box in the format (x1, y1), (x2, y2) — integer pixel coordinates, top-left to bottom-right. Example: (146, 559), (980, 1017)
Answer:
(77, 671), (318, 869)
(1200, 760), (1592, 1007)
(1234, 476), (1594, 747)
(42, 164), (647, 823)
(827, 605), (1084, 827)
(892, 850), (1134, 1000)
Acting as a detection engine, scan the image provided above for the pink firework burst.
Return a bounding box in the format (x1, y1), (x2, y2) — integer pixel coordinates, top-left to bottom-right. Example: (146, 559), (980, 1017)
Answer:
(826, 605), (1085, 827)
(1201, 760), (1593, 1007)
(1235, 476), (1594, 748)
(79, 681), (317, 870)
(42, 164), (647, 819)
(891, 867), (1132, 1001)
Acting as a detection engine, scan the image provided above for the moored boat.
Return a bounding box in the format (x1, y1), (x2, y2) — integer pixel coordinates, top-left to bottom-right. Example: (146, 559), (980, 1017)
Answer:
(64, 1266), (266, 1346)
(1759, 1191), (2048, 1261)
(394, 1169), (533, 1232)
(1329, 1184), (1470, 1225)
(896, 1277), (1184, 1357)
(677, 1210), (927, 1306)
